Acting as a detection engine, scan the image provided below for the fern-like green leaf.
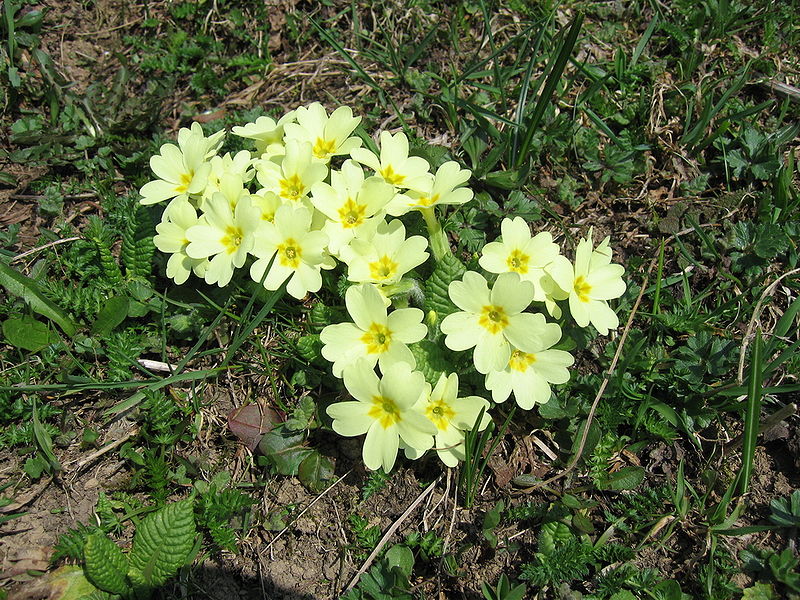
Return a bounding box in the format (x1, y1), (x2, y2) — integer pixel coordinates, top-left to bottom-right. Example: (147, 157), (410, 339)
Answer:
(424, 253), (465, 319)
(52, 523), (101, 564)
(121, 204), (155, 280)
(128, 499), (195, 588)
(83, 533), (130, 596)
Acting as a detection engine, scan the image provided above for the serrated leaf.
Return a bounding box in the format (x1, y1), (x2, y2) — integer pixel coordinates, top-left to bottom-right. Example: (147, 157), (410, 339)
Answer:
(297, 450), (334, 492)
(0, 261), (77, 335)
(424, 253), (465, 319)
(84, 533), (130, 595)
(90, 296), (130, 337)
(2, 316), (58, 351)
(128, 500), (195, 588)
(257, 425), (312, 475)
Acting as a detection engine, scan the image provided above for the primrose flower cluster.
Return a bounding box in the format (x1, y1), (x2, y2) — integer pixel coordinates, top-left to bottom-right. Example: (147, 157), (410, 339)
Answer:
(141, 103), (627, 473)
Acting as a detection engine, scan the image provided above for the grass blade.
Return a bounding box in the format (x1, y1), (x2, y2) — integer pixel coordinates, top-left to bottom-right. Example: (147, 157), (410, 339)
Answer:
(736, 329), (763, 494)
(514, 13), (583, 169)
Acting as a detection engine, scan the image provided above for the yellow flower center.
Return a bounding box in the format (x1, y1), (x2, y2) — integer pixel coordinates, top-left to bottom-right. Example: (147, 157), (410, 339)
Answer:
(380, 164), (405, 186)
(506, 249), (530, 274)
(415, 193), (440, 208)
(277, 238), (302, 268)
(221, 226), (244, 255)
(368, 255), (398, 281)
(574, 275), (592, 303)
(360, 323), (392, 354)
(368, 395), (401, 429)
(478, 305), (509, 334)
(175, 171), (194, 194)
(312, 137), (338, 159)
(425, 399), (455, 431)
(279, 174), (305, 201)
(508, 349), (536, 372)
(337, 198), (367, 228)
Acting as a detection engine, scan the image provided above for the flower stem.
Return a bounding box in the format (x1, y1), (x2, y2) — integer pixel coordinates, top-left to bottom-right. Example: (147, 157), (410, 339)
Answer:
(420, 206), (450, 261)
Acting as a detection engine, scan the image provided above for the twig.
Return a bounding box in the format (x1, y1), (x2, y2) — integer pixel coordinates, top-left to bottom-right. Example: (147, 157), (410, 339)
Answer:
(65, 429), (138, 474)
(72, 19), (143, 36)
(9, 193), (97, 201)
(11, 237), (81, 263)
(346, 475), (442, 592)
(265, 469), (352, 552)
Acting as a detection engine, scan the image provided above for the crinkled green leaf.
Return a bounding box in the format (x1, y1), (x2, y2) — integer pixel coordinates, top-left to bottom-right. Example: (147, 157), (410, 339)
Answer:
(424, 253), (465, 319)
(295, 334), (323, 363)
(408, 340), (449, 385)
(83, 533), (129, 595)
(0, 261), (77, 335)
(128, 499), (195, 588)
(538, 521), (572, 556)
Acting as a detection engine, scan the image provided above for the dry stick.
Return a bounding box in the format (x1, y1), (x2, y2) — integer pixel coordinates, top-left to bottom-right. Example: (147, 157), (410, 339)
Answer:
(736, 267), (800, 384)
(11, 237), (81, 263)
(346, 475), (442, 592)
(520, 258), (655, 493)
(265, 469), (352, 552)
(65, 429), (139, 474)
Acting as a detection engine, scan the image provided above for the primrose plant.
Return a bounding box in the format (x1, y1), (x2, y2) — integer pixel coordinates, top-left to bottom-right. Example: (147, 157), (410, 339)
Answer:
(141, 102), (627, 474)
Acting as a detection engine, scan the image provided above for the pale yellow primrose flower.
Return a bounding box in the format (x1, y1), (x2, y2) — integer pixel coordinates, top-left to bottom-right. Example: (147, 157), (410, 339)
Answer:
(387, 161), (473, 216)
(185, 194), (261, 287)
(139, 132), (212, 206)
(479, 217), (561, 303)
(548, 229), (626, 335)
(249, 203), (335, 299)
(231, 111), (296, 154)
(440, 271), (548, 374)
(255, 139), (327, 205)
(199, 151), (255, 209)
(250, 189), (283, 224)
(406, 373), (491, 468)
(177, 122), (226, 159)
(310, 160), (394, 255)
(153, 198), (208, 285)
(350, 131), (432, 192)
(484, 316), (574, 410)
(327, 361), (436, 472)
(320, 283), (427, 378)
(284, 103), (362, 163)
(339, 219), (429, 286)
